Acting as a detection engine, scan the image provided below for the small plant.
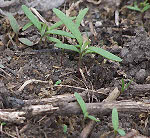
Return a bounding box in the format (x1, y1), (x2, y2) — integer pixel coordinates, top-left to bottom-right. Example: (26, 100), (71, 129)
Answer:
(74, 92), (100, 122)
(55, 79), (61, 85)
(121, 79), (132, 93)
(53, 8), (122, 69)
(112, 108), (125, 136)
(22, 5), (76, 44)
(127, 0), (150, 13)
(7, 13), (34, 46)
(63, 124), (68, 133)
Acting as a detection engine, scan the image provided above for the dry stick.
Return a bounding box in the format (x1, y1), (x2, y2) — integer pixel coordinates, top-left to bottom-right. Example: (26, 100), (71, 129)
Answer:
(1, 100), (150, 124)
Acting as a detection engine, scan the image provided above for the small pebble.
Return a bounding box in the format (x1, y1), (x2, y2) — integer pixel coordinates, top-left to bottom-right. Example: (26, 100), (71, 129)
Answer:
(95, 21), (102, 27)
(135, 69), (146, 83)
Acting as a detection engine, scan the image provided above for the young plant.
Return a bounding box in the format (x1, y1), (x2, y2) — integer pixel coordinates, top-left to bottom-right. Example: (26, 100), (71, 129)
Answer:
(7, 13), (34, 46)
(121, 79), (132, 93)
(63, 124), (68, 134)
(112, 108), (125, 136)
(74, 92), (100, 122)
(53, 8), (122, 69)
(127, 0), (150, 13)
(127, 0), (150, 22)
(21, 5), (76, 44)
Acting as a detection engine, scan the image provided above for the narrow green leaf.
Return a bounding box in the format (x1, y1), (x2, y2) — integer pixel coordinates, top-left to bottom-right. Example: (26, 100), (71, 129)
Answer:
(22, 22), (33, 31)
(142, 5), (150, 12)
(41, 23), (47, 37)
(55, 80), (61, 85)
(117, 129), (126, 136)
(88, 115), (100, 122)
(53, 8), (82, 45)
(22, 5), (41, 30)
(46, 30), (75, 38)
(18, 38), (34, 46)
(55, 43), (79, 52)
(74, 92), (87, 115)
(75, 8), (88, 28)
(126, 6), (141, 12)
(112, 108), (119, 131)
(124, 80), (132, 91)
(87, 46), (122, 62)
(63, 124), (67, 133)
(7, 13), (19, 34)
(47, 36), (61, 43)
(48, 17), (76, 31)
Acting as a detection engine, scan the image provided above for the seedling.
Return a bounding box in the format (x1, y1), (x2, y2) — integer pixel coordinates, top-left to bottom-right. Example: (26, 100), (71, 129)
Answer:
(74, 92), (100, 122)
(127, 0), (150, 22)
(7, 13), (33, 46)
(63, 124), (67, 133)
(112, 108), (125, 136)
(127, 0), (150, 13)
(55, 80), (61, 85)
(121, 79), (132, 93)
(22, 5), (76, 44)
(53, 8), (122, 69)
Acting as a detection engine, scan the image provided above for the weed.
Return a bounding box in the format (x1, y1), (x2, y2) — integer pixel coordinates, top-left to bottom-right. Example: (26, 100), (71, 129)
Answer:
(63, 124), (67, 133)
(7, 13), (33, 46)
(127, 0), (150, 13)
(74, 92), (100, 122)
(112, 108), (125, 136)
(53, 8), (122, 69)
(121, 79), (132, 93)
(55, 80), (61, 85)
(21, 5), (76, 44)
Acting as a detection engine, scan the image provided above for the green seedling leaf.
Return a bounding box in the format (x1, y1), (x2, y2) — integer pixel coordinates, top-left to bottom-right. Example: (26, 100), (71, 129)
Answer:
(127, 6), (141, 11)
(88, 115), (100, 122)
(55, 43), (79, 52)
(22, 22), (33, 31)
(22, 5), (41, 30)
(117, 129), (126, 136)
(1, 122), (6, 126)
(75, 8), (88, 28)
(142, 4), (150, 12)
(112, 108), (119, 131)
(121, 79), (132, 93)
(87, 46), (122, 62)
(55, 80), (61, 85)
(41, 23), (47, 37)
(47, 36), (61, 43)
(49, 16), (76, 31)
(53, 8), (83, 45)
(7, 13), (19, 34)
(74, 92), (87, 116)
(46, 30), (75, 38)
(63, 124), (67, 133)
(18, 38), (34, 46)
(81, 40), (90, 53)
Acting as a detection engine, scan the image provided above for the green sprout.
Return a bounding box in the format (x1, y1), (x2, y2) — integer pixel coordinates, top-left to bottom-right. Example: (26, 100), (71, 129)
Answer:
(1, 122), (6, 126)
(127, 0), (150, 13)
(55, 80), (61, 86)
(53, 8), (122, 69)
(21, 5), (76, 44)
(112, 108), (125, 136)
(63, 124), (68, 133)
(74, 92), (100, 122)
(7, 13), (34, 46)
(121, 79), (132, 93)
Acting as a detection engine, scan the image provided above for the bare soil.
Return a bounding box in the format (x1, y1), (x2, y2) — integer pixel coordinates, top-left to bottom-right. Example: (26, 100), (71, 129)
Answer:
(0, 0), (150, 137)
